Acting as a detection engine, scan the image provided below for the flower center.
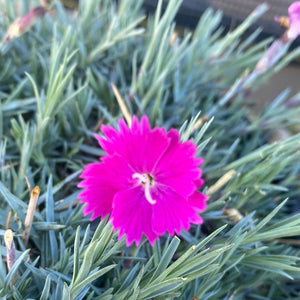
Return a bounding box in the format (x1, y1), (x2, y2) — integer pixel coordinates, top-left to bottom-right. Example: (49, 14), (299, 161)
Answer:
(132, 173), (156, 205)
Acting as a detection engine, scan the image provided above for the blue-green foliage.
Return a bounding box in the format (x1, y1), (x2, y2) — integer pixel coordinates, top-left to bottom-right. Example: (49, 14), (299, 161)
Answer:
(0, 0), (300, 299)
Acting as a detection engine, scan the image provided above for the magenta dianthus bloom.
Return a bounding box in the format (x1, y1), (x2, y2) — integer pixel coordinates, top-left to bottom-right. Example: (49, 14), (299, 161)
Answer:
(287, 1), (300, 39)
(78, 116), (207, 246)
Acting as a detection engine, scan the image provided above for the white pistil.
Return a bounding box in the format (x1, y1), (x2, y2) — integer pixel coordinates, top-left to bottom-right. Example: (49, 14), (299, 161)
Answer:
(132, 173), (156, 205)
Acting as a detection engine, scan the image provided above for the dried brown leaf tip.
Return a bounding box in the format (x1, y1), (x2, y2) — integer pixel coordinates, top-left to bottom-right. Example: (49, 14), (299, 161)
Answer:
(4, 229), (16, 272)
(3, 6), (46, 42)
(224, 208), (243, 223)
(275, 16), (290, 29)
(206, 170), (236, 196)
(182, 115), (209, 140)
(31, 186), (40, 198)
(111, 82), (132, 127)
(22, 186), (40, 247)
(42, 0), (79, 10)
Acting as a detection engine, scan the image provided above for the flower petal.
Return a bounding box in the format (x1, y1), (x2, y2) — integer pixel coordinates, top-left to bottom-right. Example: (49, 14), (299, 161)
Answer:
(111, 186), (157, 246)
(78, 162), (116, 219)
(154, 129), (201, 197)
(151, 184), (202, 236)
(288, 1), (300, 39)
(288, 1), (300, 16)
(97, 116), (170, 173)
(78, 155), (135, 220)
(287, 19), (300, 39)
(188, 190), (208, 212)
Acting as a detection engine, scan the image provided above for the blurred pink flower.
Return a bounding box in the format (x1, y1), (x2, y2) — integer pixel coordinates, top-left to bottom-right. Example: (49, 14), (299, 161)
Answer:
(78, 116), (207, 246)
(287, 1), (300, 39)
(254, 1), (300, 74)
(3, 6), (46, 42)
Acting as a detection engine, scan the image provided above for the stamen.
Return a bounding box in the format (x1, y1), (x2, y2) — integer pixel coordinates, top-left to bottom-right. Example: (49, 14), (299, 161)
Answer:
(133, 173), (156, 205)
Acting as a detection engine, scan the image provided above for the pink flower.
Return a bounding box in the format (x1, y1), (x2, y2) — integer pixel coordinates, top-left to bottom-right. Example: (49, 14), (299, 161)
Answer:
(3, 6), (46, 43)
(78, 116), (207, 246)
(287, 1), (300, 40)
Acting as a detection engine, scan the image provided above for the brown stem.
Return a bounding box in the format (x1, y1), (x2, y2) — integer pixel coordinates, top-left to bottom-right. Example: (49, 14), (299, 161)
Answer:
(22, 186), (40, 247)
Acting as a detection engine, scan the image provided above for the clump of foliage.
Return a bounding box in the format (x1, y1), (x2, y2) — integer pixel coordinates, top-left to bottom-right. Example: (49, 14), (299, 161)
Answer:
(0, 0), (300, 299)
